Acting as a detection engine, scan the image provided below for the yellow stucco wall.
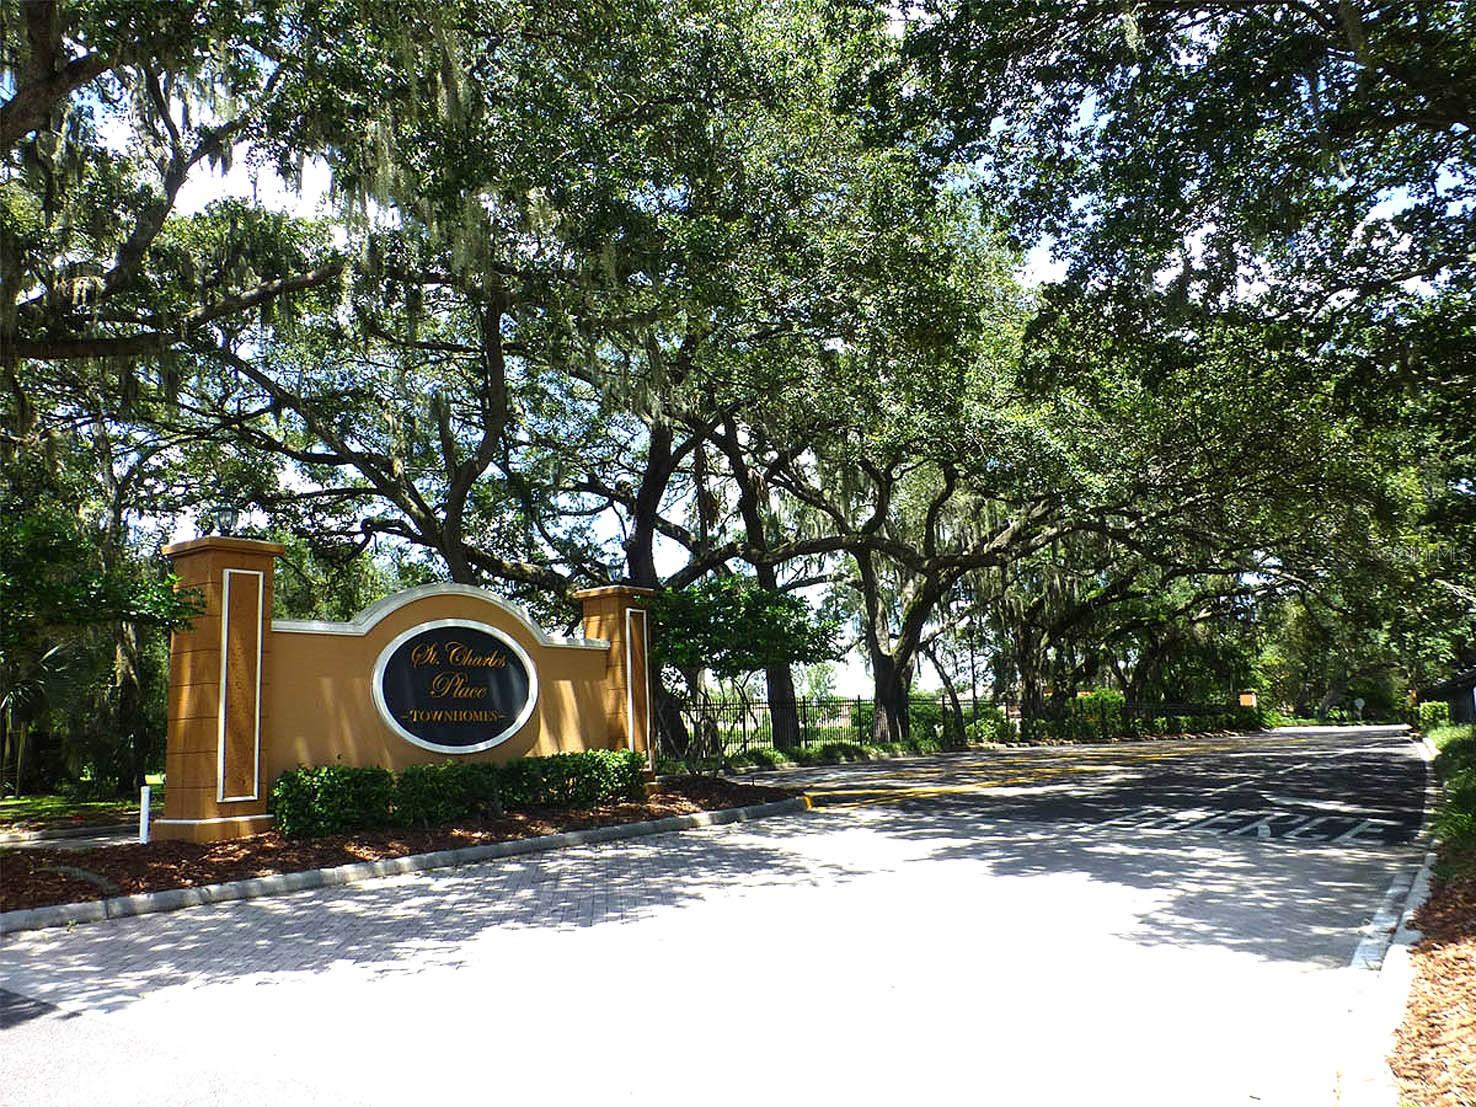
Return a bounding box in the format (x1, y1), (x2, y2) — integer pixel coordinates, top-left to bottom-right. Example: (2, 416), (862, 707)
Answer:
(266, 591), (614, 777)
(158, 537), (653, 842)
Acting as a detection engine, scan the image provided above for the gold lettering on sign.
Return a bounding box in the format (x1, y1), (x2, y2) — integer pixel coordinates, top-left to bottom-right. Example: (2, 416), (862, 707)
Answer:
(444, 641), (507, 668)
(401, 709), (506, 723)
(409, 642), (442, 667)
(428, 671), (489, 699)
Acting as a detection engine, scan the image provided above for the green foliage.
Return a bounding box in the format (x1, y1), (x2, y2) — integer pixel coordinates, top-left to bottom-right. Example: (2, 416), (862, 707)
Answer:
(1069, 689), (1126, 742)
(1418, 701), (1452, 733)
(1, 455), (202, 795)
(1231, 705), (1268, 732)
(965, 703), (1019, 744)
(651, 576), (840, 685)
(271, 751), (646, 838)
(394, 762), (503, 828)
(1018, 700), (1259, 744)
(1430, 724), (1476, 879)
(0, 461), (201, 657)
(269, 765), (396, 839)
(852, 698), (959, 744)
(727, 747), (793, 771)
(497, 751), (646, 809)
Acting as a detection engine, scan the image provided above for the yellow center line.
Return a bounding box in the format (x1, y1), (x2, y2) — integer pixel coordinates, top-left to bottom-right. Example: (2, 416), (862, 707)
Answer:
(810, 763), (1114, 810)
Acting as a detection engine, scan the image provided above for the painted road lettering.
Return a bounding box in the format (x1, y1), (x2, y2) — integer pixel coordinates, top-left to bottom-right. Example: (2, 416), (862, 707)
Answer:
(1104, 808), (1405, 844)
(1226, 813), (1312, 840)
(1331, 818), (1402, 845)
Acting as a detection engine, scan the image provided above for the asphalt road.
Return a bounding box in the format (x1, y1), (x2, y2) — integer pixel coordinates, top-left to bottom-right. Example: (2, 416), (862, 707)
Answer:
(777, 724), (1427, 846)
(0, 725), (1430, 1107)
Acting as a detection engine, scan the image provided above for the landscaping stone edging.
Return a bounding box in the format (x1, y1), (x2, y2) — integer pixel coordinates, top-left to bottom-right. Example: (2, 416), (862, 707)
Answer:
(0, 795), (813, 935)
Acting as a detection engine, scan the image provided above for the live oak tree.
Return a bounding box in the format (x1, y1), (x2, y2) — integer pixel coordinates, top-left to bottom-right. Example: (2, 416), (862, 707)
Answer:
(872, 0), (1476, 678)
(0, 1), (344, 392)
(6, 0), (1471, 787)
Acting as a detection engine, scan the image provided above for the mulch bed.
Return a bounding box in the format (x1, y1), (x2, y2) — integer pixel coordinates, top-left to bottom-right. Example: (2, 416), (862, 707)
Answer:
(0, 778), (793, 913)
(1391, 870), (1476, 1106)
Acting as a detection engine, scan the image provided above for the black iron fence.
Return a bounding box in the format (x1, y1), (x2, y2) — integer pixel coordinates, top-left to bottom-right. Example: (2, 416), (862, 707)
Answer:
(656, 691), (1248, 761)
(659, 693), (1027, 760)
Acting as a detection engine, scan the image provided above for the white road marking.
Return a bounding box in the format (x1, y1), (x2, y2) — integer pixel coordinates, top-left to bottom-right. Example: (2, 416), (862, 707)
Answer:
(1262, 793), (1374, 815)
(1184, 809), (1261, 831)
(1281, 816), (1343, 841)
(1332, 818), (1401, 845)
(1099, 807), (1405, 844)
(1227, 814), (1312, 840)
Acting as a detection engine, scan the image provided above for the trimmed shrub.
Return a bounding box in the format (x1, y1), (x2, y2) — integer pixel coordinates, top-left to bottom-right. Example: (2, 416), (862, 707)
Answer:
(1230, 705), (1265, 732)
(497, 750), (641, 807)
(1069, 689), (1126, 742)
(1430, 724), (1476, 877)
(396, 761), (502, 827)
(270, 765), (395, 839)
(907, 699), (944, 741)
(270, 750), (646, 839)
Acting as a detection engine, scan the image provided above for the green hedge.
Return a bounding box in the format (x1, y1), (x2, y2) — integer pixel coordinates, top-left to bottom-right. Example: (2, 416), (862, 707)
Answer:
(1429, 722), (1476, 879)
(270, 764), (396, 839)
(270, 750), (647, 839)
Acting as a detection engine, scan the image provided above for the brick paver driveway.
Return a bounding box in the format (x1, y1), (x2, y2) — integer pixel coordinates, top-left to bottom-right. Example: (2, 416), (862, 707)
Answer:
(1, 726), (1427, 1106)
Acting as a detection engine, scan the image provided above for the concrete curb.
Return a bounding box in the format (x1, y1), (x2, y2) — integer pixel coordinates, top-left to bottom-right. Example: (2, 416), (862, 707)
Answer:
(0, 795), (813, 936)
(0, 822), (134, 844)
(1337, 850), (1436, 1106)
(1336, 735), (1440, 1105)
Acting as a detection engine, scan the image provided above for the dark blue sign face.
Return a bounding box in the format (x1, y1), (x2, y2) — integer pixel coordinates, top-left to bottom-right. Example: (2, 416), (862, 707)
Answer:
(374, 622), (536, 753)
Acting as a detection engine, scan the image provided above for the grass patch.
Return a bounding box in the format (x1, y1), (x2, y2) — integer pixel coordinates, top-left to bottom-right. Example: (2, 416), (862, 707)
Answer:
(1428, 721), (1476, 881)
(0, 789), (162, 831)
(0, 773), (164, 831)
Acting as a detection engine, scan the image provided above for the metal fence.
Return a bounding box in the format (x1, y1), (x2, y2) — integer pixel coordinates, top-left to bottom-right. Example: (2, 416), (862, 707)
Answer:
(657, 693), (1011, 760)
(657, 691), (1240, 761)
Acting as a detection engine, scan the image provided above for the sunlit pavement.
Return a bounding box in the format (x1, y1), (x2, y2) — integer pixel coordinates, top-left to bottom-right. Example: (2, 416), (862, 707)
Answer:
(0, 726), (1426, 1106)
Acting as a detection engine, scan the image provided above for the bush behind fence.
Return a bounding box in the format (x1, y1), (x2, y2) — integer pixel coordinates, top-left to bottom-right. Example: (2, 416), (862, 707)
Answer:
(660, 692), (1263, 760)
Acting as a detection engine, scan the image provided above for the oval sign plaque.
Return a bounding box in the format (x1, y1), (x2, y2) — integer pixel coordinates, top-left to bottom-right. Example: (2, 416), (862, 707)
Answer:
(372, 619), (538, 754)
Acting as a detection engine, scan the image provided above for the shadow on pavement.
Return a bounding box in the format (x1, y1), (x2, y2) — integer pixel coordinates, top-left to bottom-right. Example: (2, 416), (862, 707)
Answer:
(0, 734), (1422, 1022)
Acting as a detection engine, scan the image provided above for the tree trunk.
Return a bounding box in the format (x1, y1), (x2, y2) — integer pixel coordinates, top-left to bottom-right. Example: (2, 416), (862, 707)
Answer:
(115, 621), (149, 792)
(717, 417), (800, 749)
(11, 717), (27, 798)
(1316, 680), (1347, 721)
(871, 651), (910, 743)
(926, 642), (965, 746)
(766, 665), (800, 750)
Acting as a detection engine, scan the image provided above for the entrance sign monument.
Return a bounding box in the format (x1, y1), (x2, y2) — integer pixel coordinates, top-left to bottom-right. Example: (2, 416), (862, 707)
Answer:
(373, 620), (538, 753)
(155, 536), (653, 842)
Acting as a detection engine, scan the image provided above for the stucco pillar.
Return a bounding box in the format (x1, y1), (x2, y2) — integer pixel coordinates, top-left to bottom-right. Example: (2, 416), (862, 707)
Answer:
(574, 585), (656, 763)
(156, 536), (284, 842)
